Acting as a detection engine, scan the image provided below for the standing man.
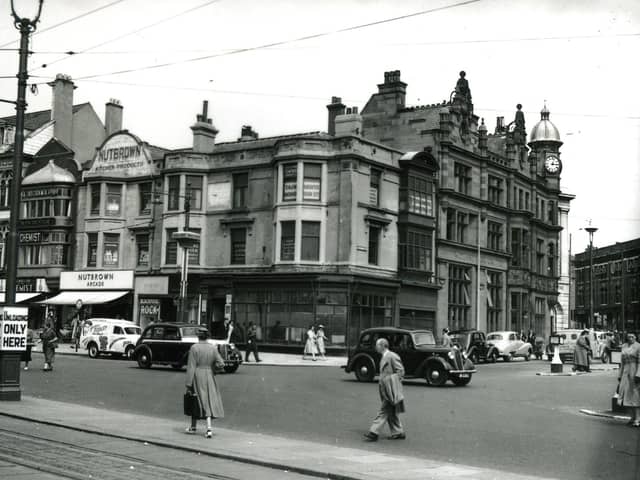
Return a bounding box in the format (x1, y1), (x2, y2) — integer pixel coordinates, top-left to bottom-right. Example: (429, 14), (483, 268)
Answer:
(70, 299), (86, 352)
(245, 322), (261, 363)
(364, 338), (406, 442)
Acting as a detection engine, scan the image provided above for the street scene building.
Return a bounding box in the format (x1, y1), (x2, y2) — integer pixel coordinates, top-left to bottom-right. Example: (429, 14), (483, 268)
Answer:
(572, 237), (640, 331)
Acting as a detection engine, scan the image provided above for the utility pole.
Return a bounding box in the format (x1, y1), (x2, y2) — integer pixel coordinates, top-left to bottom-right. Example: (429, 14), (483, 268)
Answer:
(173, 184), (199, 324)
(585, 226), (598, 329)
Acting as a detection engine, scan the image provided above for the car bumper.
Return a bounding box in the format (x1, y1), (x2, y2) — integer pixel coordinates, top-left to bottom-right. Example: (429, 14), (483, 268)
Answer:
(449, 369), (477, 374)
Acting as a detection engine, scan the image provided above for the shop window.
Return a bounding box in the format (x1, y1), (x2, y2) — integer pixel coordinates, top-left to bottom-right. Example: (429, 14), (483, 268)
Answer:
(165, 228), (177, 264)
(301, 221), (320, 261)
(303, 163), (322, 201)
(139, 182), (152, 215)
(282, 164), (297, 202)
(407, 175), (433, 216)
(188, 228), (201, 265)
(103, 234), (120, 267)
(280, 221), (295, 261)
(90, 183), (101, 216)
(369, 169), (381, 206)
(233, 173), (248, 208)
(137, 234), (149, 266)
(87, 233), (98, 267)
(368, 225), (380, 265)
(105, 184), (122, 217)
(186, 175), (203, 211)
(454, 163), (471, 195)
(448, 264), (471, 330)
(167, 175), (180, 211)
(230, 228), (246, 264)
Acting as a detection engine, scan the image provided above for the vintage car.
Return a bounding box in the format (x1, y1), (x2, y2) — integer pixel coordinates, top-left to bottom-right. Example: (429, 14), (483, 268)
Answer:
(486, 331), (533, 362)
(133, 322), (242, 373)
(80, 318), (141, 359)
(449, 329), (500, 363)
(344, 327), (476, 386)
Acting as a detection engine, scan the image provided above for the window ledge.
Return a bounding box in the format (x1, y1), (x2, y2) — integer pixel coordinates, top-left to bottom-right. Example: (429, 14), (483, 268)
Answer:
(364, 214), (392, 226)
(357, 202), (396, 216)
(220, 216), (255, 225)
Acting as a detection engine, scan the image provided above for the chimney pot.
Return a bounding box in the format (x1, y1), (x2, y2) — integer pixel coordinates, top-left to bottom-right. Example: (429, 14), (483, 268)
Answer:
(326, 96), (346, 136)
(48, 74), (76, 147)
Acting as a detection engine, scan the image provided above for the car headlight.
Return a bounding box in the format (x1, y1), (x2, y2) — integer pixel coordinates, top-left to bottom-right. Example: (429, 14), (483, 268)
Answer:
(462, 351), (468, 359)
(229, 343), (235, 349)
(448, 351), (455, 360)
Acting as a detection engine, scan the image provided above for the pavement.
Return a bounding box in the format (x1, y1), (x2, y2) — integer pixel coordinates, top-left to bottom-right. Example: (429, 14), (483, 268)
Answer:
(0, 395), (557, 480)
(32, 343), (348, 367)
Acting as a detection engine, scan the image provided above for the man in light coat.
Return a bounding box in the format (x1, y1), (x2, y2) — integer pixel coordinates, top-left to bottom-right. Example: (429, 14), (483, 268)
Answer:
(364, 338), (406, 441)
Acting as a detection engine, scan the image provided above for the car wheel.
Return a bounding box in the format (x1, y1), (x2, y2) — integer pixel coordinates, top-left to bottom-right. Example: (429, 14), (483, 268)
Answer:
(601, 354), (609, 364)
(171, 364), (184, 370)
(354, 358), (375, 382)
(137, 350), (152, 369)
(469, 352), (479, 364)
(425, 364), (448, 386)
(224, 364), (239, 374)
(87, 343), (99, 359)
(525, 349), (532, 361)
(124, 346), (134, 360)
(451, 375), (471, 386)
(488, 351), (498, 363)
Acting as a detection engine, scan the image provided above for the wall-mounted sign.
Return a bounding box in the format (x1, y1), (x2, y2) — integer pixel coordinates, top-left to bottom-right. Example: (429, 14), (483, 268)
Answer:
(0, 306), (28, 351)
(22, 187), (65, 199)
(207, 181), (231, 209)
(85, 132), (155, 179)
(19, 232), (41, 244)
(60, 270), (134, 290)
(0, 278), (48, 293)
(139, 298), (160, 316)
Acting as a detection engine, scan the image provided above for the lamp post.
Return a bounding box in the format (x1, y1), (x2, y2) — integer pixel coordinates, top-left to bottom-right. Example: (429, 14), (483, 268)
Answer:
(0, 0), (44, 402)
(476, 208), (486, 330)
(585, 226), (598, 328)
(172, 186), (199, 324)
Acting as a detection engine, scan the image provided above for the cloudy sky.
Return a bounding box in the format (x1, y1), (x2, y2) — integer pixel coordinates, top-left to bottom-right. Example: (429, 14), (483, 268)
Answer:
(0, 0), (638, 253)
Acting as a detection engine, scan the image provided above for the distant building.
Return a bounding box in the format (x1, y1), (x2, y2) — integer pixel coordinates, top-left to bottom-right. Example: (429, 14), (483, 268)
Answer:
(572, 238), (640, 331)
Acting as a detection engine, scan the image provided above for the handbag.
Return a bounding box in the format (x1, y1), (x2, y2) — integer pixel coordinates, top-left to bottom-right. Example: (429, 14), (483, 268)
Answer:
(183, 391), (204, 419)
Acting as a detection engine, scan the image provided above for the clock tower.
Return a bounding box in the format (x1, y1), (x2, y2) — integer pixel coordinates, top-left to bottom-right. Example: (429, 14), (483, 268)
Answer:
(528, 104), (563, 191)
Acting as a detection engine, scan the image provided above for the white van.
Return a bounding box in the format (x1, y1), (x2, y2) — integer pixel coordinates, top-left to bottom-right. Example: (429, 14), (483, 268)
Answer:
(80, 318), (142, 359)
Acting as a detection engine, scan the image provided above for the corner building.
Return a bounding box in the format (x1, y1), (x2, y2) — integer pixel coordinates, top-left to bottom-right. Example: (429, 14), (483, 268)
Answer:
(357, 71), (570, 339)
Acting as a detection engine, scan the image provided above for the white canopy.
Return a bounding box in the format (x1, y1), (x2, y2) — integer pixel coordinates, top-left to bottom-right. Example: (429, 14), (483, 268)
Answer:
(38, 291), (129, 305)
(0, 292), (42, 304)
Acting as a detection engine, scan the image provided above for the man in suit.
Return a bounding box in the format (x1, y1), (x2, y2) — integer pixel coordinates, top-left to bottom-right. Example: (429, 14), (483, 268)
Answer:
(364, 338), (406, 441)
(245, 322), (261, 363)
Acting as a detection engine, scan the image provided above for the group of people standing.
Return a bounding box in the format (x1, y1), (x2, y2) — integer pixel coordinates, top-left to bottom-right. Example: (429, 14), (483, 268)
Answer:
(303, 324), (328, 361)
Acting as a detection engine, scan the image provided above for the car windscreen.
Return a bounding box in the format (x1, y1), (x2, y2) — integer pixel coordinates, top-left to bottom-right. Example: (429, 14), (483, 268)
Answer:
(125, 327), (141, 335)
(412, 332), (436, 346)
(487, 334), (503, 341)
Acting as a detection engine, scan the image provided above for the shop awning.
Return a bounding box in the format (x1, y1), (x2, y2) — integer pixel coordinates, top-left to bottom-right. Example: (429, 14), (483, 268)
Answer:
(0, 292), (43, 304)
(38, 291), (129, 305)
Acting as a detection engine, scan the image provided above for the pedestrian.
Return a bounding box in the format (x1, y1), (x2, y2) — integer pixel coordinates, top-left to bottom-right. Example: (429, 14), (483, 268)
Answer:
(573, 330), (591, 372)
(364, 338), (406, 442)
(22, 328), (35, 370)
(617, 332), (640, 427)
(440, 328), (452, 348)
(40, 321), (58, 371)
(225, 319), (234, 343)
(185, 328), (225, 438)
(316, 324), (328, 360)
(303, 325), (318, 361)
(69, 300), (86, 352)
(245, 322), (261, 362)
(602, 332), (614, 363)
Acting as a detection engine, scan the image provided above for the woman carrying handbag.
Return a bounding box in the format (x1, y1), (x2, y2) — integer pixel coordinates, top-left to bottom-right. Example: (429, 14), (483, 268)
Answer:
(185, 328), (226, 438)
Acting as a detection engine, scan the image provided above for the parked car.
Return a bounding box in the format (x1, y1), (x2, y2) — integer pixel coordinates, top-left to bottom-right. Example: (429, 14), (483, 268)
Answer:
(486, 331), (532, 362)
(80, 318), (141, 359)
(449, 329), (500, 363)
(133, 323), (242, 373)
(344, 327), (476, 386)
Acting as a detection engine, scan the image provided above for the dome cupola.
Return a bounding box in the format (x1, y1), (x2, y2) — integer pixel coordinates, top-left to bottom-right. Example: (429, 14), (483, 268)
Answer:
(22, 159), (76, 185)
(529, 104), (562, 145)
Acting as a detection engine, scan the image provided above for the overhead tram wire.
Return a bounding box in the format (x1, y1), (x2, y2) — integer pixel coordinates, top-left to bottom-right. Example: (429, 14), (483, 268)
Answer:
(0, 0), (128, 49)
(71, 0), (482, 81)
(34, 0), (224, 73)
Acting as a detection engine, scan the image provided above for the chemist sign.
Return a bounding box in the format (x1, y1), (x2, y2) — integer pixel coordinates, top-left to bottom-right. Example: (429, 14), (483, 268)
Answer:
(85, 132), (155, 179)
(0, 306), (28, 351)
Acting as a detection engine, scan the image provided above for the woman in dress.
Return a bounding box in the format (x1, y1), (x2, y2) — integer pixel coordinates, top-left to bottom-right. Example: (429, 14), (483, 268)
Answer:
(316, 324), (328, 360)
(303, 325), (318, 361)
(618, 332), (640, 427)
(40, 321), (58, 372)
(573, 330), (592, 372)
(185, 328), (225, 438)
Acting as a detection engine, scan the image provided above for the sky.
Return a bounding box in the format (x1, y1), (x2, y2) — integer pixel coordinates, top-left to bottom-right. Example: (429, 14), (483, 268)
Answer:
(0, 0), (638, 254)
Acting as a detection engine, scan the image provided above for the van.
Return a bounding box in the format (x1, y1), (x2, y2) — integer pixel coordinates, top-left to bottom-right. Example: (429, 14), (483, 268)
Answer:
(546, 329), (582, 363)
(80, 318), (142, 359)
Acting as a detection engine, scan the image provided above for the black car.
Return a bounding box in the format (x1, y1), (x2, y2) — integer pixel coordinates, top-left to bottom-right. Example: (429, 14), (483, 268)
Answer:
(133, 323), (242, 373)
(449, 329), (500, 364)
(344, 327), (476, 386)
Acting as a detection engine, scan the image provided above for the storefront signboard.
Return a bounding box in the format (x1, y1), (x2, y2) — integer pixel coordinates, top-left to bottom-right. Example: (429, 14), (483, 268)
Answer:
(85, 132), (155, 179)
(134, 276), (168, 295)
(139, 298), (160, 316)
(60, 270), (134, 290)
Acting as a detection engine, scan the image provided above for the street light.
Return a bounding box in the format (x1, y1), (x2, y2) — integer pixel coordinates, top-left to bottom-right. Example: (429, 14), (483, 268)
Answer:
(584, 226), (598, 328)
(0, 0), (43, 402)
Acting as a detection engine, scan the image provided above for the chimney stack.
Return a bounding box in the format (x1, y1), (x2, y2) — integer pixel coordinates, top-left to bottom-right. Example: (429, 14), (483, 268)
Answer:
(326, 96), (346, 136)
(334, 106), (362, 137)
(377, 70), (407, 108)
(239, 125), (259, 141)
(48, 74), (75, 147)
(190, 100), (218, 153)
(105, 98), (123, 136)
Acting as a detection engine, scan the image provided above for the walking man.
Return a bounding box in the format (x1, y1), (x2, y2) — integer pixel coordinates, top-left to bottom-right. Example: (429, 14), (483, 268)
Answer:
(364, 338), (406, 441)
(70, 299), (86, 352)
(245, 322), (261, 362)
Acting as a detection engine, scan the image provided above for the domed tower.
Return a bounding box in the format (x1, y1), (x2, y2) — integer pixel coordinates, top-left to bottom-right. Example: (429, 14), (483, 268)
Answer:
(528, 104), (563, 189)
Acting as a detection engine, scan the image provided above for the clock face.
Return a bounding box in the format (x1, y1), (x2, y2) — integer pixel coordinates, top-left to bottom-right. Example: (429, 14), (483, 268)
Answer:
(544, 156), (561, 174)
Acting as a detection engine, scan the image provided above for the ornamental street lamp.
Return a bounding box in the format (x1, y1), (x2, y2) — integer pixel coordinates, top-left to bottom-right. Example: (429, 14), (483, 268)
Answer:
(0, 0), (44, 402)
(585, 226), (598, 329)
